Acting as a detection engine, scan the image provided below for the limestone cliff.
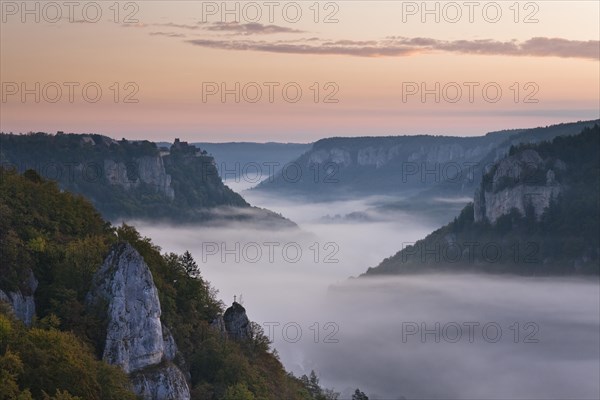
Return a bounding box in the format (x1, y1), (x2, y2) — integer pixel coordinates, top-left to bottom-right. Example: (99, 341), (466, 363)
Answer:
(130, 364), (190, 400)
(306, 141), (496, 169)
(257, 121), (598, 201)
(0, 133), (251, 222)
(257, 134), (511, 196)
(364, 124), (600, 276)
(87, 242), (190, 400)
(223, 302), (252, 340)
(474, 149), (563, 223)
(0, 270), (37, 326)
(104, 155), (174, 200)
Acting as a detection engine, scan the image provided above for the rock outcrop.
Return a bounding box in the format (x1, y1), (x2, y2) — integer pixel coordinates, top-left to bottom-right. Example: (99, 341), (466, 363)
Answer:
(0, 133), (257, 223)
(475, 185), (561, 224)
(308, 148), (352, 167)
(131, 363), (190, 400)
(223, 301), (252, 340)
(306, 143), (495, 169)
(474, 149), (562, 223)
(0, 270), (38, 326)
(257, 134), (513, 196)
(210, 315), (227, 338)
(87, 242), (190, 400)
(104, 156), (175, 200)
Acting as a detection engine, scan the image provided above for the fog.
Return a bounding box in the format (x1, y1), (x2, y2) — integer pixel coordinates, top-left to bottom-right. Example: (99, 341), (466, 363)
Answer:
(131, 191), (600, 399)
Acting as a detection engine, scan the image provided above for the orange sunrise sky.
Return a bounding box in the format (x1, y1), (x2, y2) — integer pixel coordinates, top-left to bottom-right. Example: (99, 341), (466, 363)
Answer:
(1, 0), (599, 141)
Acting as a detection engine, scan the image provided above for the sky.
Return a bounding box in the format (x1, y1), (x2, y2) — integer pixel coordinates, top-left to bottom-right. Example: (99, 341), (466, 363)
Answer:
(1, 0), (599, 142)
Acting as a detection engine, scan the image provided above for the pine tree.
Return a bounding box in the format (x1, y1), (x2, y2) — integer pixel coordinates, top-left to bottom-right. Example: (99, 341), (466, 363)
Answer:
(352, 388), (369, 400)
(180, 251), (200, 279)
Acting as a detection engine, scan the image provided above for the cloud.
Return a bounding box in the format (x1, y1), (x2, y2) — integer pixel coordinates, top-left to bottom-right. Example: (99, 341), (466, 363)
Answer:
(120, 22), (148, 28)
(129, 19), (597, 60)
(186, 38), (419, 57)
(123, 20), (302, 35)
(154, 22), (204, 31)
(185, 36), (600, 60)
(206, 21), (305, 35)
(149, 32), (186, 38)
(519, 37), (600, 59)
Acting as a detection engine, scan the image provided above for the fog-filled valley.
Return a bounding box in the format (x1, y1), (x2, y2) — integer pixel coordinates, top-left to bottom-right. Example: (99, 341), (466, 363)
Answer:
(2, 2), (599, 398)
(132, 190), (600, 399)
(2, 125), (599, 399)
(2, 124), (599, 399)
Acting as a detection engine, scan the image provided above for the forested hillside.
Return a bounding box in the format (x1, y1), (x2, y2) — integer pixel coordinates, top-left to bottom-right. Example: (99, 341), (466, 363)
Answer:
(0, 133), (291, 226)
(0, 168), (334, 399)
(364, 125), (600, 276)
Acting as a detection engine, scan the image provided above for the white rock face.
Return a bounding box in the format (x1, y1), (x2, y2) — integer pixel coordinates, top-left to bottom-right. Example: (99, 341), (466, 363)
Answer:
(137, 156), (175, 200)
(88, 242), (190, 400)
(478, 185), (561, 224)
(407, 144), (489, 164)
(474, 149), (562, 223)
(103, 156), (175, 200)
(162, 325), (177, 362)
(0, 271), (38, 326)
(357, 146), (389, 168)
(309, 143), (492, 169)
(210, 315), (227, 337)
(90, 243), (165, 373)
(131, 364), (191, 400)
(104, 159), (136, 190)
(308, 148), (352, 167)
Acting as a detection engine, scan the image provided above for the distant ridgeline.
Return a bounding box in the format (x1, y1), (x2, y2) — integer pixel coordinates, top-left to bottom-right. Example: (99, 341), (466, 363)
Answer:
(411, 119), (600, 201)
(255, 120), (599, 200)
(170, 142), (311, 182)
(0, 132), (291, 225)
(364, 124), (600, 276)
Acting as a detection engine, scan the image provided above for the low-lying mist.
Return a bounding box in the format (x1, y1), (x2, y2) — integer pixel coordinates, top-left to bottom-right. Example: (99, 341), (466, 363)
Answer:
(131, 192), (600, 399)
(320, 274), (599, 399)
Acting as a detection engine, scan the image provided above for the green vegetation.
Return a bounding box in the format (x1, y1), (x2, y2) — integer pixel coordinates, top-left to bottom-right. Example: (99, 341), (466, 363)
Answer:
(0, 309), (136, 400)
(114, 224), (311, 399)
(351, 389), (369, 400)
(0, 132), (248, 222)
(365, 125), (600, 276)
(0, 168), (334, 399)
(298, 371), (340, 400)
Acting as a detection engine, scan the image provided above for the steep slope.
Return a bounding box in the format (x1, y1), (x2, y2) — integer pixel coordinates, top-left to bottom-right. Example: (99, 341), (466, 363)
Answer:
(254, 130), (518, 198)
(406, 119), (599, 202)
(363, 120), (600, 225)
(255, 120), (598, 204)
(363, 124), (600, 276)
(87, 242), (191, 399)
(0, 168), (320, 399)
(0, 133), (293, 226)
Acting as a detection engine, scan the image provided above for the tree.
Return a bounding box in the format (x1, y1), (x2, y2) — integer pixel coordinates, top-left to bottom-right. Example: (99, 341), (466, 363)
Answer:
(0, 349), (33, 400)
(180, 251), (200, 279)
(223, 382), (255, 400)
(0, 169), (319, 400)
(0, 310), (135, 400)
(352, 388), (369, 400)
(308, 370), (322, 398)
(42, 390), (82, 400)
(248, 321), (271, 353)
(300, 370), (324, 398)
